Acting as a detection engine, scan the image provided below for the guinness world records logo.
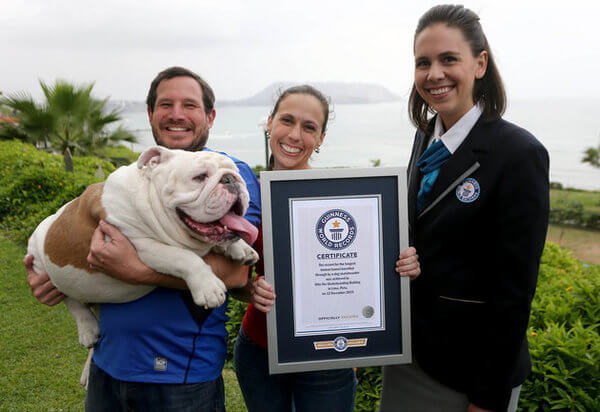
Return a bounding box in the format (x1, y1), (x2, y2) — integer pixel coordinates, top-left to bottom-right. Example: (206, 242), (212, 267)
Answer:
(456, 178), (480, 203)
(333, 336), (348, 352)
(315, 209), (357, 250)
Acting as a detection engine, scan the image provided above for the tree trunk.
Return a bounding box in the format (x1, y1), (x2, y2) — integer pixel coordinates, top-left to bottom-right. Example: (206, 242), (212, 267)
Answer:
(63, 147), (74, 173)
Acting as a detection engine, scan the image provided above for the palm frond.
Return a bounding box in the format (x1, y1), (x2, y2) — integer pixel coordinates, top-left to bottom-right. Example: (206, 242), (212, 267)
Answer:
(7, 79), (136, 156)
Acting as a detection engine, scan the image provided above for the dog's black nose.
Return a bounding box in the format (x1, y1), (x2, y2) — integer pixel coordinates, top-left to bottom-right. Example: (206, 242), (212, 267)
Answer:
(220, 174), (235, 185)
(220, 174), (239, 194)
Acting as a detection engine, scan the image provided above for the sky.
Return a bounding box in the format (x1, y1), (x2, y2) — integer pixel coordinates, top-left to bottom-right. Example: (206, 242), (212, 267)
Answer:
(1, 0), (599, 102)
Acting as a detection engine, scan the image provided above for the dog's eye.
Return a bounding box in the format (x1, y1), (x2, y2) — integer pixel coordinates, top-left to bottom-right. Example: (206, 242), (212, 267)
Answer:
(194, 173), (208, 182)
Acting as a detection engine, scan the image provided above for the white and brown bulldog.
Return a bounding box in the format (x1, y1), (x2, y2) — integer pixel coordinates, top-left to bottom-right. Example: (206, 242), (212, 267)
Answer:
(27, 146), (259, 350)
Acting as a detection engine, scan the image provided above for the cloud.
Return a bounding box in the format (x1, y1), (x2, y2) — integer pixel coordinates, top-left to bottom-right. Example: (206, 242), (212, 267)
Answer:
(1, 0), (245, 51)
(2, 0), (600, 100)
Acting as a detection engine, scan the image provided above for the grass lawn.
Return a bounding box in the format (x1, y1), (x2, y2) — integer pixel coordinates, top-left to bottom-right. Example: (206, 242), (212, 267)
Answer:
(550, 188), (600, 213)
(547, 224), (600, 265)
(0, 237), (247, 411)
(1, 237), (87, 411)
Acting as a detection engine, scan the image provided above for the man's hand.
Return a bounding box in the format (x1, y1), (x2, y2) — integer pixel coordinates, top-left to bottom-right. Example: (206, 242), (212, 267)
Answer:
(87, 220), (157, 285)
(24, 254), (65, 306)
(395, 247), (421, 280)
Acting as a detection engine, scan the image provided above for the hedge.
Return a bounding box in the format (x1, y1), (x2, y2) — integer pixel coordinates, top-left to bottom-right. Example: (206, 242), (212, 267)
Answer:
(0, 140), (116, 242)
(549, 200), (600, 231)
(522, 243), (600, 410)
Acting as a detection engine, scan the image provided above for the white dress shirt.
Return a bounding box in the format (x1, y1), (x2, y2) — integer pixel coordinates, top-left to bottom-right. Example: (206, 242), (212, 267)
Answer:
(430, 104), (483, 154)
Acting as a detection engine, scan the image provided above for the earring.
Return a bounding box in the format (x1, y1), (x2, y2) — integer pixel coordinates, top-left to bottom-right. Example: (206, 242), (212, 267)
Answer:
(266, 130), (271, 139)
(314, 146), (320, 153)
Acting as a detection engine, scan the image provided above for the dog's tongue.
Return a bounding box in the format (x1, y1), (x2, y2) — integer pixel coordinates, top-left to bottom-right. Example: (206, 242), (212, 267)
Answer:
(219, 213), (258, 244)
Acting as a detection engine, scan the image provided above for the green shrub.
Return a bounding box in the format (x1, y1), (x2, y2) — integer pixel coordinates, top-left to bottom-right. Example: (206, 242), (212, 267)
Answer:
(355, 367), (383, 411)
(523, 322), (600, 411)
(549, 200), (600, 230)
(101, 144), (139, 166)
(0, 140), (115, 243)
(521, 243), (600, 410)
(225, 297), (248, 368)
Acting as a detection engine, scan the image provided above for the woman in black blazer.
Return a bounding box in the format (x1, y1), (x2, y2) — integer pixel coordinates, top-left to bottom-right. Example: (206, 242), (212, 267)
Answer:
(381, 5), (549, 412)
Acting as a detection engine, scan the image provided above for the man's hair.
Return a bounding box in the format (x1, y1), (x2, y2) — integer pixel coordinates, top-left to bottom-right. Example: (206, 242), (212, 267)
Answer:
(146, 66), (215, 114)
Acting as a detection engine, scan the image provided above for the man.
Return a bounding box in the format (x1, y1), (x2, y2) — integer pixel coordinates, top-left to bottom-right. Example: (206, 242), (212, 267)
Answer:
(25, 66), (261, 411)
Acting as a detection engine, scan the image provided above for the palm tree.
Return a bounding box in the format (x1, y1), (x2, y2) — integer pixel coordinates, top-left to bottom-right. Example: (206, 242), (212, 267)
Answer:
(0, 80), (136, 157)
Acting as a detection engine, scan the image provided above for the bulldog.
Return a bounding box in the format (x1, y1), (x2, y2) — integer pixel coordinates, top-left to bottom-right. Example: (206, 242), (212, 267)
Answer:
(27, 146), (259, 352)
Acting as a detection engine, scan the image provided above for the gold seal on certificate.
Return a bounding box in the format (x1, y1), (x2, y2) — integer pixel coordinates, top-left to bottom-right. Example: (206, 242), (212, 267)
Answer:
(290, 196), (385, 337)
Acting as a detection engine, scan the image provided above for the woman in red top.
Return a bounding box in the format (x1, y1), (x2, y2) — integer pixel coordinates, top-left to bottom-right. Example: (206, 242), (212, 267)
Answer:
(234, 85), (421, 412)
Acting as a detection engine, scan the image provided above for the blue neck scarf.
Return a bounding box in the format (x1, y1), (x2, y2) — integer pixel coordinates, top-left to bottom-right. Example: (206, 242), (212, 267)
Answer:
(416, 139), (451, 211)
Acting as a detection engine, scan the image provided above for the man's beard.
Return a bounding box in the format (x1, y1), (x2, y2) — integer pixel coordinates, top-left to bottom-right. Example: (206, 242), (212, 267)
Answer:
(151, 125), (209, 152)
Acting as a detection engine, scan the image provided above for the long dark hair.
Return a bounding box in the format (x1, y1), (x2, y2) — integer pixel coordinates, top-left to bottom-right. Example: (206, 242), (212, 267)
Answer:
(409, 4), (506, 131)
(267, 85), (330, 170)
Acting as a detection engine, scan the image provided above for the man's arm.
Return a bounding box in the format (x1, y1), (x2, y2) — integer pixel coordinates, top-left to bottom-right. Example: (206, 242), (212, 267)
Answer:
(87, 220), (250, 289)
(26, 220), (252, 306)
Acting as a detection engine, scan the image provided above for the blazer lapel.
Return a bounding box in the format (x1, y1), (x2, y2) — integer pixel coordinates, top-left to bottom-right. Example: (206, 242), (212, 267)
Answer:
(418, 117), (490, 220)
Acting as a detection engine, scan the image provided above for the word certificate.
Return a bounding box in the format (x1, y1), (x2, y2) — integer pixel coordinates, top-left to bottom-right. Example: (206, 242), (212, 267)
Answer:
(289, 195), (385, 336)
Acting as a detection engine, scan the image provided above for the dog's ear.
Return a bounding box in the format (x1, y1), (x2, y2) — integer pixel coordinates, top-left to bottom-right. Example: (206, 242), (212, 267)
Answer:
(137, 146), (173, 169)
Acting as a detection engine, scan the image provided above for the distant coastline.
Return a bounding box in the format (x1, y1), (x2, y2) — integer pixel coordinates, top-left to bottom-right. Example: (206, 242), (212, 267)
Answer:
(219, 81), (401, 106)
(106, 81), (400, 112)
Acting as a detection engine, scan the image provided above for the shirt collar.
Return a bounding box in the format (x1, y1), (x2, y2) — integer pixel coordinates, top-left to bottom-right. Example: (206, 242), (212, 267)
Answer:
(432, 105), (483, 154)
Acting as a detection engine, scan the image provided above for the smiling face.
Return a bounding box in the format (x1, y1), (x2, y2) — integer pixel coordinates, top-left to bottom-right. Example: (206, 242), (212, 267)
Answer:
(267, 93), (326, 171)
(147, 76), (216, 151)
(414, 23), (488, 129)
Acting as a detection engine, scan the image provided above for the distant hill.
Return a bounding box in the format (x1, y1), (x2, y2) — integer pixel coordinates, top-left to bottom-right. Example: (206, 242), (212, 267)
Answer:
(107, 81), (400, 113)
(106, 100), (147, 113)
(221, 82), (400, 106)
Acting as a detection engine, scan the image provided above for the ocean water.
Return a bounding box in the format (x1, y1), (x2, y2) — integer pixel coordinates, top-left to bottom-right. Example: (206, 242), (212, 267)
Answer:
(120, 98), (600, 190)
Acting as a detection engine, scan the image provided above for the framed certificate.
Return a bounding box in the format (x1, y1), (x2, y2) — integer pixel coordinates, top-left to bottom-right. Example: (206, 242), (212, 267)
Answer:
(260, 167), (411, 374)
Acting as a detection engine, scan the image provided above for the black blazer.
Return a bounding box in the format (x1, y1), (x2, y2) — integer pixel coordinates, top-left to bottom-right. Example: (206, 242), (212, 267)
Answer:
(407, 116), (549, 411)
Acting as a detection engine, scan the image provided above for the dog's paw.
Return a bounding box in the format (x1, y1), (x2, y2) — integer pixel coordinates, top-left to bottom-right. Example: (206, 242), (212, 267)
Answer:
(224, 240), (259, 265)
(78, 322), (100, 348)
(241, 247), (259, 265)
(188, 274), (227, 309)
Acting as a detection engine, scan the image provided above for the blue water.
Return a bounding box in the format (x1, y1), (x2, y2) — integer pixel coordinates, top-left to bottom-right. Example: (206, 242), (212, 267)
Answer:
(119, 99), (600, 190)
